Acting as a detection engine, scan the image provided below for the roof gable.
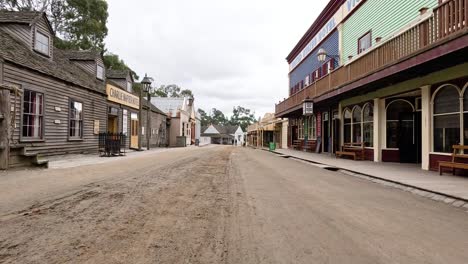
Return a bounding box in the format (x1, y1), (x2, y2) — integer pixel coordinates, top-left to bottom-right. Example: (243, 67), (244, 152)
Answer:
(203, 125), (219, 134)
(0, 11), (54, 34)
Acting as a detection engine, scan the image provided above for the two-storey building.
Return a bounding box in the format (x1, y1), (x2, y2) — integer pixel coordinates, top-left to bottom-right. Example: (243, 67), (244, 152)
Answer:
(276, 0), (468, 171)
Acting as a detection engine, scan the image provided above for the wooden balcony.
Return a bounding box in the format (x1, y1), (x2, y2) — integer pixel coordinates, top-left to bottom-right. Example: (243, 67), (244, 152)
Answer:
(276, 0), (468, 117)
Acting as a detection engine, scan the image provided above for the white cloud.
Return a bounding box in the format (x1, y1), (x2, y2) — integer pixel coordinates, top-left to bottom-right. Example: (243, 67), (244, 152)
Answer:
(105, 0), (328, 117)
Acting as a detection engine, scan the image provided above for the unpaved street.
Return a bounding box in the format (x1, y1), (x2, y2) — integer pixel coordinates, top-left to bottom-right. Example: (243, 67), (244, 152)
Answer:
(1, 146), (468, 263)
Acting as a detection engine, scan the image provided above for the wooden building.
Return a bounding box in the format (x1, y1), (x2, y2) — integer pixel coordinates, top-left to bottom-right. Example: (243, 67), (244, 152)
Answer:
(275, 0), (468, 171)
(0, 11), (108, 168)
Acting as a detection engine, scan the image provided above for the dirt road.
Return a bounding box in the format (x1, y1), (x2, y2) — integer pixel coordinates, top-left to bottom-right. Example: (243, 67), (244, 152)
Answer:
(1, 146), (468, 263)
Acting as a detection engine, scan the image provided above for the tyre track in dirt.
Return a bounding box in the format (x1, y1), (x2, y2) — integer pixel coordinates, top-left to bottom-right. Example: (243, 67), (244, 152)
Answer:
(0, 146), (234, 264)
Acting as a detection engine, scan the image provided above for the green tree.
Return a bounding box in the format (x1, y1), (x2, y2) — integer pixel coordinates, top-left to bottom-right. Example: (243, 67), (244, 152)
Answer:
(229, 106), (256, 131)
(153, 85), (193, 98)
(103, 52), (139, 80)
(198, 109), (211, 127)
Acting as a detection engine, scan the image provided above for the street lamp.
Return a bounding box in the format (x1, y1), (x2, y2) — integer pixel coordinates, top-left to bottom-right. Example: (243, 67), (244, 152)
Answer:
(317, 48), (340, 63)
(141, 74), (153, 150)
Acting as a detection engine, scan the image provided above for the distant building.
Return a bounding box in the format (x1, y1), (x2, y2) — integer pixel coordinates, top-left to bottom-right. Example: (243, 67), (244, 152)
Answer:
(151, 97), (198, 147)
(200, 125), (244, 146)
(247, 114), (288, 149)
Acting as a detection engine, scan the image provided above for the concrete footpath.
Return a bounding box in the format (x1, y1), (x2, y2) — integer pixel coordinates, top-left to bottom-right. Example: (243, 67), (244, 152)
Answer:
(271, 148), (468, 202)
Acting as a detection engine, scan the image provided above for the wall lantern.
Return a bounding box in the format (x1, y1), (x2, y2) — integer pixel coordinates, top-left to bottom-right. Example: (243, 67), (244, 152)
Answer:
(317, 48), (340, 63)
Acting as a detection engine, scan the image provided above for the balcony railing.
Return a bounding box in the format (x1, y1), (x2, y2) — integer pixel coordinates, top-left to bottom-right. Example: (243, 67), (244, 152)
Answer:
(276, 0), (467, 116)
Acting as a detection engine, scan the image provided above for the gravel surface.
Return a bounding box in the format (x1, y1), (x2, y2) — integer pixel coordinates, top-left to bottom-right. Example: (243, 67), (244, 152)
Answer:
(1, 146), (468, 263)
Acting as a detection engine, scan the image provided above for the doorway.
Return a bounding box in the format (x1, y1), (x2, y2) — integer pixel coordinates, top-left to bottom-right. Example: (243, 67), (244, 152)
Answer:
(323, 112), (330, 153)
(291, 126), (298, 144)
(108, 115), (118, 133)
(130, 113), (139, 149)
(332, 110), (340, 154)
(398, 111), (422, 163)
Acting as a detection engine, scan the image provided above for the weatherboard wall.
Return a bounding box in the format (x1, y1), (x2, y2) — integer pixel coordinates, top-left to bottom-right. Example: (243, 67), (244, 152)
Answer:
(4, 62), (108, 159)
(341, 0), (439, 63)
(289, 30), (339, 89)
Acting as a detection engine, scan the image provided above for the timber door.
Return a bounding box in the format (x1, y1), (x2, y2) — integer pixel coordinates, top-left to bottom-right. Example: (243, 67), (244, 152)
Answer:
(332, 110), (340, 154)
(108, 116), (118, 133)
(398, 112), (421, 163)
(323, 112), (330, 153)
(130, 113), (139, 149)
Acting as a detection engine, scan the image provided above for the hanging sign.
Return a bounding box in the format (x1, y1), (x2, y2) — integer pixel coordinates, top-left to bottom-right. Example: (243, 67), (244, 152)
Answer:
(303, 102), (314, 116)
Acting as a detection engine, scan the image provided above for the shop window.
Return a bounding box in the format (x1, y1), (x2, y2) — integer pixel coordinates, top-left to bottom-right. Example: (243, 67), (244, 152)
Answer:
(358, 31), (372, 54)
(22, 90), (44, 139)
(343, 108), (352, 143)
(386, 100), (414, 148)
(352, 106), (362, 143)
(307, 115), (316, 140)
(69, 100), (83, 139)
(298, 118), (304, 139)
(363, 103), (374, 147)
(463, 89), (468, 146)
(433, 85), (460, 153)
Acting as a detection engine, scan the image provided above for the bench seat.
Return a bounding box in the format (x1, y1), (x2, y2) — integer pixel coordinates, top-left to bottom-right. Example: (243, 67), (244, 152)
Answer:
(438, 145), (468, 175)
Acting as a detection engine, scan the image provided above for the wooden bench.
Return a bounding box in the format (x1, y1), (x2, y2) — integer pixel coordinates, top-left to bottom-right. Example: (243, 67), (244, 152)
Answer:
(302, 140), (317, 152)
(439, 145), (468, 175)
(336, 143), (365, 160)
(292, 140), (302, 150)
(292, 139), (317, 152)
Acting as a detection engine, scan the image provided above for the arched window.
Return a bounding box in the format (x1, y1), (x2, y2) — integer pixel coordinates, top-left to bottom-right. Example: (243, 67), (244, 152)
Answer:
(343, 109), (352, 143)
(386, 100), (414, 148)
(433, 85), (460, 153)
(363, 103), (374, 147)
(352, 106), (362, 143)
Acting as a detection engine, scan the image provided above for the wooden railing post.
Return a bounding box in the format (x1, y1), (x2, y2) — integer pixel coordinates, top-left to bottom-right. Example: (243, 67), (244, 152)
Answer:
(0, 87), (10, 170)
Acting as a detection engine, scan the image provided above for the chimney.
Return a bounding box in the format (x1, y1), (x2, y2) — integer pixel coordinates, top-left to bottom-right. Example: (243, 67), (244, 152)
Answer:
(188, 97), (194, 106)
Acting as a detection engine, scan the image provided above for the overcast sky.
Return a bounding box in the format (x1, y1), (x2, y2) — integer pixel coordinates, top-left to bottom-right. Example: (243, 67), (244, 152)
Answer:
(105, 0), (327, 118)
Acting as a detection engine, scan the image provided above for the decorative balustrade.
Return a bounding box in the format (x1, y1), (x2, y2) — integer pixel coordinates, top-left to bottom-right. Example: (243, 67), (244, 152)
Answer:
(276, 0), (467, 116)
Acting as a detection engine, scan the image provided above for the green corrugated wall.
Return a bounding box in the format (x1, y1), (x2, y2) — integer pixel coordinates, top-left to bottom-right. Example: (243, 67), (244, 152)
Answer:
(342, 0), (439, 63)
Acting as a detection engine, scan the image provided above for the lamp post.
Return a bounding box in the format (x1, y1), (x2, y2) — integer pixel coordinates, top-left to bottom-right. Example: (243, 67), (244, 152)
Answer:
(141, 74), (153, 150)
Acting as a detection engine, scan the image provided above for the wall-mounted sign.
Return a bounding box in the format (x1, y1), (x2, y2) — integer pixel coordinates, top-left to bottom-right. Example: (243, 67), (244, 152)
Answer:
(94, 120), (100, 135)
(303, 102), (314, 116)
(289, 0), (364, 72)
(122, 109), (128, 135)
(54, 106), (61, 112)
(106, 84), (139, 109)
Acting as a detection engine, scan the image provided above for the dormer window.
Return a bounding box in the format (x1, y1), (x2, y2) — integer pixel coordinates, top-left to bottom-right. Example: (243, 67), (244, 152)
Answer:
(127, 81), (132, 92)
(96, 65), (104, 80)
(34, 31), (49, 56)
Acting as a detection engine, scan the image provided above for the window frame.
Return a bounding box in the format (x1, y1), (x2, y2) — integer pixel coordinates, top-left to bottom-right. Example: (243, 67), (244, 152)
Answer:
(127, 81), (132, 92)
(20, 87), (45, 142)
(358, 30), (372, 54)
(431, 84), (463, 153)
(96, 64), (104, 80)
(385, 99), (415, 149)
(34, 30), (50, 56)
(68, 98), (84, 141)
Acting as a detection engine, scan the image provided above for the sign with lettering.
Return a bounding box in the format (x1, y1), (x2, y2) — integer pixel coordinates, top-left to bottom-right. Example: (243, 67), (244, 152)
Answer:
(303, 102), (314, 116)
(93, 120), (100, 135)
(106, 84), (139, 109)
(122, 110), (128, 135)
(289, 0), (363, 72)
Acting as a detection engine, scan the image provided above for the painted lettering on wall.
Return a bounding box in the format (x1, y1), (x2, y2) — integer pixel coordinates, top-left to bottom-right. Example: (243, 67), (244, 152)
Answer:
(289, 0), (364, 72)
